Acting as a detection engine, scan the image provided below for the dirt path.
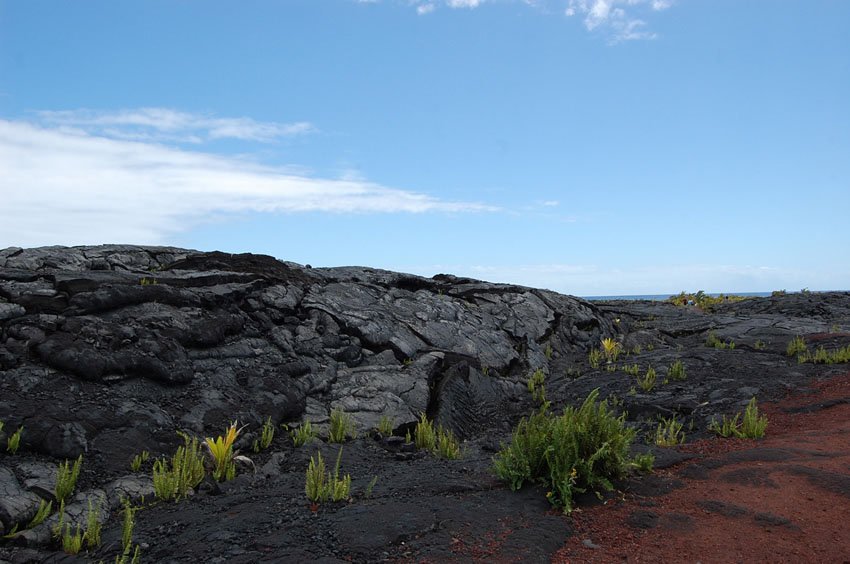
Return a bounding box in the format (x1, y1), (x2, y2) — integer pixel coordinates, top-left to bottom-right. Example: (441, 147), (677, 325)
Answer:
(554, 372), (850, 563)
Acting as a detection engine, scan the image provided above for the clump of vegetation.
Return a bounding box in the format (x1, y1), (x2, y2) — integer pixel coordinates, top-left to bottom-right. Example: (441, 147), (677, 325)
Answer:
(601, 338), (622, 363)
(527, 368), (546, 405)
(130, 450), (150, 472)
(6, 425), (23, 454)
(493, 389), (648, 513)
(709, 398), (768, 439)
(754, 339), (767, 350)
(289, 420), (317, 446)
(786, 335), (808, 357)
(414, 413), (436, 451)
(622, 363), (640, 376)
(588, 348), (603, 369)
(544, 343), (553, 359)
(377, 415), (394, 436)
(328, 409), (356, 443)
(668, 290), (748, 311)
(631, 344), (643, 355)
(52, 498), (102, 555)
(435, 426), (461, 460)
(27, 499), (53, 528)
(152, 433), (206, 501)
(637, 366), (656, 392)
(205, 422), (243, 482)
(82, 498), (103, 548)
(55, 455), (83, 503)
(305, 448), (351, 503)
(797, 344), (850, 365)
(116, 498), (142, 564)
(414, 413), (461, 459)
(253, 416), (275, 453)
(772, 289), (786, 297)
(654, 417), (685, 446)
(668, 360), (686, 381)
(706, 331), (735, 350)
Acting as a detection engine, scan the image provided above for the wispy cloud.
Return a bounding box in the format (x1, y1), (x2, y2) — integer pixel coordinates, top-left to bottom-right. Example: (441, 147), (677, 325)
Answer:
(565, 0), (673, 42)
(0, 116), (496, 247)
(368, 0), (673, 41)
(35, 108), (315, 144)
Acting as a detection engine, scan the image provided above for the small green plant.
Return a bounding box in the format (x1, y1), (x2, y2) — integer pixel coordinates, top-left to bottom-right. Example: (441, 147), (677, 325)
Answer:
(527, 368), (546, 405)
(290, 420), (317, 446)
(706, 331), (735, 350)
(365, 475), (378, 498)
(772, 289), (786, 297)
(27, 499), (52, 528)
(52, 498), (99, 554)
(754, 339), (767, 350)
(152, 432), (206, 500)
(632, 452), (655, 473)
(786, 335), (807, 357)
(668, 360), (686, 381)
(405, 429), (412, 443)
(139, 277), (158, 286)
(205, 422), (243, 481)
(120, 498), (137, 555)
(6, 425), (22, 454)
(631, 344), (643, 355)
(61, 523), (84, 555)
(831, 323), (841, 333)
(797, 344), (850, 365)
(411, 413), (460, 459)
(646, 343), (655, 351)
(414, 413), (436, 451)
(654, 417), (685, 446)
(709, 398), (768, 439)
(493, 389), (644, 513)
(435, 426), (461, 460)
(328, 409), (356, 443)
(253, 416), (275, 453)
(708, 412), (741, 437)
(130, 450), (150, 472)
(82, 498), (102, 548)
(740, 397), (768, 438)
(377, 415), (394, 436)
(588, 348), (603, 369)
(622, 363), (640, 376)
(305, 448), (351, 503)
(601, 338), (622, 363)
(55, 455), (83, 503)
(544, 343), (553, 359)
(637, 366), (656, 392)
(481, 365), (490, 377)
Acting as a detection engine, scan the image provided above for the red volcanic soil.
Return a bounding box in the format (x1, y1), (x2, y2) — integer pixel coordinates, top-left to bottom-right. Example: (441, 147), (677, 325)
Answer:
(554, 372), (850, 563)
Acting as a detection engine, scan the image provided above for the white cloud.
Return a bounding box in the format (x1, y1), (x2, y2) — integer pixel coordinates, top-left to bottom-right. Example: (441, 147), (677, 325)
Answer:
(564, 0), (672, 42)
(446, 0), (483, 7)
(0, 117), (496, 247)
(360, 1), (673, 42)
(35, 108), (315, 144)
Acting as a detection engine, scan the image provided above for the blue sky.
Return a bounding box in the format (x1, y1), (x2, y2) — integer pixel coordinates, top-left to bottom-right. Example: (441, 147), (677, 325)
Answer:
(1, 0), (848, 295)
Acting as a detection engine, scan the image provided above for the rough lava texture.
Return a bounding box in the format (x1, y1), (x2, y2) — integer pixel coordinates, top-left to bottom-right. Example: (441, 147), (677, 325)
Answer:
(0, 245), (848, 563)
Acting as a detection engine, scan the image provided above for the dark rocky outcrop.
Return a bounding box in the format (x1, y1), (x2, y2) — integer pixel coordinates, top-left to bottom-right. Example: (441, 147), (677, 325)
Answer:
(1, 245), (848, 562)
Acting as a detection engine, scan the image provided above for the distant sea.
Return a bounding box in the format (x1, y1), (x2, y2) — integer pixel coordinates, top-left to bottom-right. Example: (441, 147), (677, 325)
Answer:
(582, 292), (774, 302)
